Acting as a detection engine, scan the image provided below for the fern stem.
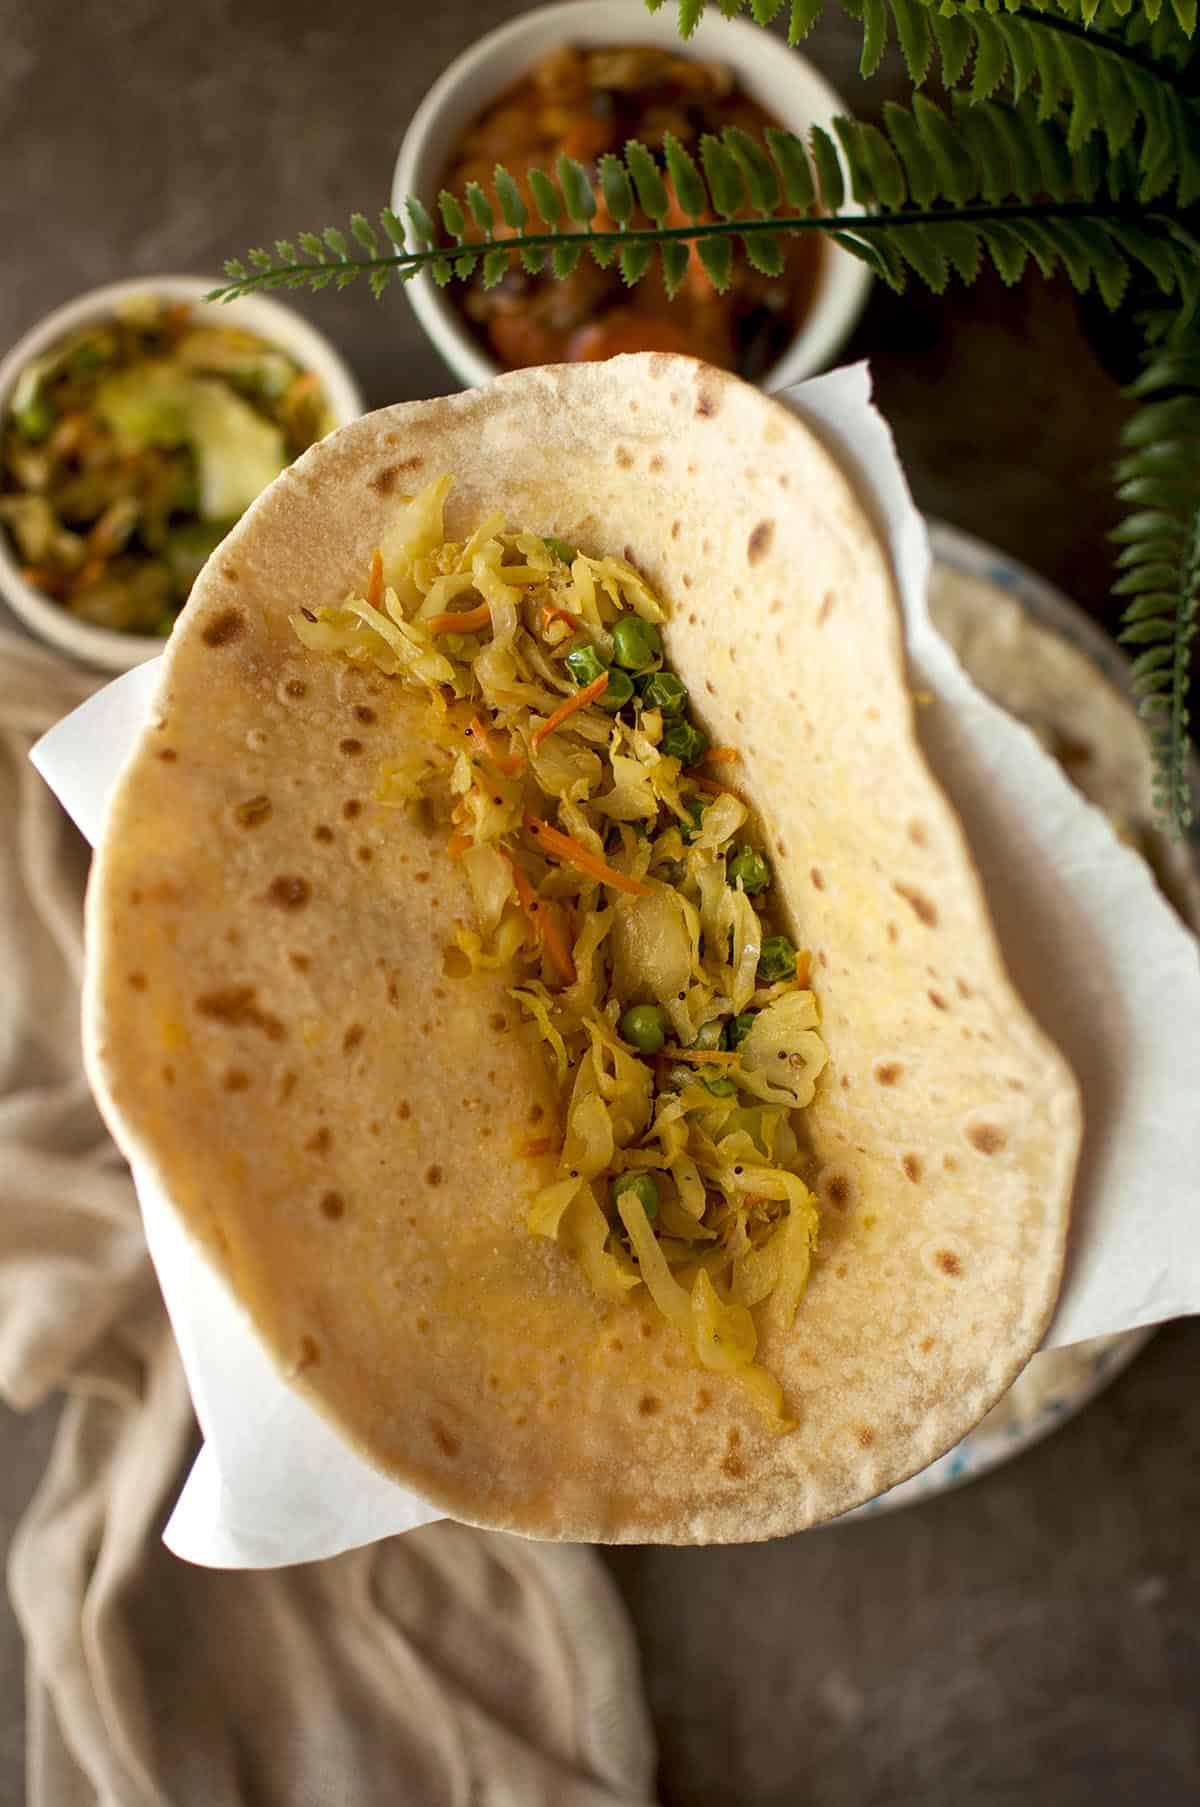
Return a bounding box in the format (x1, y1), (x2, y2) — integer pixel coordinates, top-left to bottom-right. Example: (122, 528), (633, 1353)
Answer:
(213, 200), (1182, 299)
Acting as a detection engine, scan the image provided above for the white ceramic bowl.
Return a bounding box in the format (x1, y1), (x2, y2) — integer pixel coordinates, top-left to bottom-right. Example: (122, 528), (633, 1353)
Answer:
(0, 275), (364, 672)
(393, 0), (871, 392)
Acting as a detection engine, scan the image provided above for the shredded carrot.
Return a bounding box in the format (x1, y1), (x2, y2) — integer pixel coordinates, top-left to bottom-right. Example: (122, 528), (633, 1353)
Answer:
(285, 370), (321, 407)
(531, 671), (609, 748)
(661, 1047), (738, 1064)
(706, 747), (740, 765)
(446, 832), (474, 860)
(523, 813), (653, 897)
(427, 602), (491, 635)
(689, 774), (733, 796)
(506, 853), (577, 985)
(366, 547), (384, 609)
(467, 714), (524, 777)
(795, 951), (812, 988)
(541, 602), (578, 631)
(162, 300), (193, 338)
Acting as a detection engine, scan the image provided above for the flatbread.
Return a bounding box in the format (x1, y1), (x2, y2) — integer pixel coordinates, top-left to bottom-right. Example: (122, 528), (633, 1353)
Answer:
(84, 356), (1082, 1541)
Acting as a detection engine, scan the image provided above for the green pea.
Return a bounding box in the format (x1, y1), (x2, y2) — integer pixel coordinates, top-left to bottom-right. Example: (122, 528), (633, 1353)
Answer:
(597, 667), (635, 712)
(565, 639), (608, 687)
(692, 1020), (724, 1050)
(724, 1012), (756, 1050)
(728, 845), (771, 895)
(661, 720), (708, 767)
(638, 670), (688, 717)
(679, 799), (706, 844)
(619, 1003), (668, 1054)
(758, 935), (797, 983)
(611, 614), (663, 673)
(702, 1074), (738, 1097)
(612, 1170), (660, 1221)
(544, 536), (577, 565)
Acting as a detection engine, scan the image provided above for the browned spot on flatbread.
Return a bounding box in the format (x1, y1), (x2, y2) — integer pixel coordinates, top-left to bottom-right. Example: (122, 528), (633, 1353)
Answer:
(671, 520), (681, 540)
(222, 1069), (250, 1093)
(935, 1249), (962, 1277)
(431, 1419), (460, 1459)
(298, 1336), (320, 1369)
(857, 1426), (875, 1449)
(289, 952), (311, 974)
(650, 454), (664, 472)
(128, 971), (147, 991)
(908, 819), (928, 847)
(339, 738), (364, 757)
(696, 388), (718, 418)
(235, 794), (272, 829)
(202, 608), (245, 648)
(284, 679), (307, 699)
(893, 882), (938, 927)
(266, 876), (310, 911)
(902, 1154), (922, 1183)
(615, 447), (633, 469)
(425, 1164), (443, 1187)
(313, 824), (333, 844)
(396, 1099), (411, 1120)
(875, 1062), (903, 1086)
(305, 1127), (332, 1155)
(343, 1023), (365, 1053)
(886, 921), (898, 945)
(638, 1395), (661, 1417)
(747, 520), (773, 566)
(967, 1122), (1007, 1155)
(369, 455), (423, 494)
(319, 1190), (345, 1221)
(694, 1390), (713, 1414)
(721, 1452), (747, 1479)
(195, 987), (285, 1041)
(342, 798), (361, 820)
(810, 867), (825, 891)
(157, 747), (177, 763)
(354, 705), (377, 725)
(357, 845), (373, 864)
(816, 591), (835, 626)
(928, 989), (948, 1011)
(943, 1153), (958, 1172)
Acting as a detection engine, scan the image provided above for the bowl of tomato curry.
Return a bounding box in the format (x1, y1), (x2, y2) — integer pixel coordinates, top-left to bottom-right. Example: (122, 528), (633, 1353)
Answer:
(393, 0), (870, 391)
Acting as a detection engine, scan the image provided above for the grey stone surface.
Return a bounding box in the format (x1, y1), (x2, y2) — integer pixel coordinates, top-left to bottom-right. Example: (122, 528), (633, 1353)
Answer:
(1, 3), (1196, 1804)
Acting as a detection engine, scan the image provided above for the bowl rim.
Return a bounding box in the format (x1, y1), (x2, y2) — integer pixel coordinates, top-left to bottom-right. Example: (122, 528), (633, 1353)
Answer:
(392, 0), (872, 393)
(0, 274), (365, 673)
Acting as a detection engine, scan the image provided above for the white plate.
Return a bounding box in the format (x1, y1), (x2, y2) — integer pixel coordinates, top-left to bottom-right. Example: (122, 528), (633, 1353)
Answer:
(844, 520), (1200, 1518)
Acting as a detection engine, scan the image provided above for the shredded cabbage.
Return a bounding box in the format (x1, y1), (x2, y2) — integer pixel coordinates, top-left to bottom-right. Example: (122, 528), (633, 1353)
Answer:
(293, 476), (830, 1429)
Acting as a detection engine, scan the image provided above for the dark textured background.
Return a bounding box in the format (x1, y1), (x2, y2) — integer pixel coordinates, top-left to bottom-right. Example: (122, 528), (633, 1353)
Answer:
(1, 3), (1197, 1802)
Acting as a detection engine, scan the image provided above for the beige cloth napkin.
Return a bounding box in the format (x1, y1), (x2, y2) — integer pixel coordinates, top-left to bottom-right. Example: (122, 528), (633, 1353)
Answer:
(0, 629), (657, 1807)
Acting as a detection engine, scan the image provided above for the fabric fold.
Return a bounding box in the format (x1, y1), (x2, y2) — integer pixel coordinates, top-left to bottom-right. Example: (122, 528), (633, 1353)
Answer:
(0, 629), (656, 1807)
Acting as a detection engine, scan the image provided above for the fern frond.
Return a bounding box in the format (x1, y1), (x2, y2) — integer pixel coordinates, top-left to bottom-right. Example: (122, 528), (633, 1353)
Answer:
(212, 117), (1200, 321)
(1113, 336), (1200, 834)
(646, 1), (1200, 204)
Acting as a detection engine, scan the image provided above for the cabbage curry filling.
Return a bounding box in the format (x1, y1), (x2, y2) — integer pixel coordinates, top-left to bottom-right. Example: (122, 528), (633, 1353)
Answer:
(293, 477), (827, 1429)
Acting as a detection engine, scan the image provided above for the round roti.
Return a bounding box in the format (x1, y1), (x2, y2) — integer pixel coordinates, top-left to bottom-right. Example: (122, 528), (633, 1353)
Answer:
(84, 356), (1081, 1541)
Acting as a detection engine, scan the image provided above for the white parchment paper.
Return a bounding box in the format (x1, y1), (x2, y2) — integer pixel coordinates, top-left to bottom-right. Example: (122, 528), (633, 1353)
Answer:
(31, 364), (1200, 1567)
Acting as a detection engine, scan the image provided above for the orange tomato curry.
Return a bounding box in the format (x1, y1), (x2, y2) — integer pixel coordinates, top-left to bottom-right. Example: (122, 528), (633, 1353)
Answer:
(438, 45), (824, 379)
